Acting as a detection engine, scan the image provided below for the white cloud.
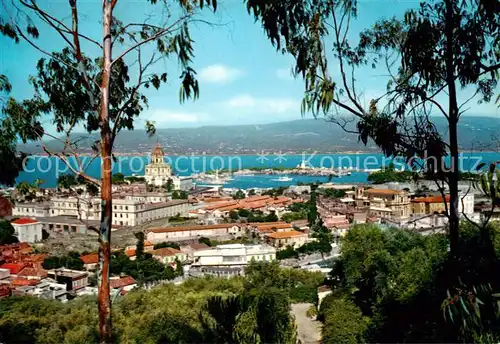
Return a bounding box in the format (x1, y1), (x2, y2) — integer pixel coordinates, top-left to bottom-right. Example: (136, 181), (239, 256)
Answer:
(276, 67), (294, 80)
(224, 94), (297, 114)
(146, 109), (202, 125)
(198, 64), (244, 84)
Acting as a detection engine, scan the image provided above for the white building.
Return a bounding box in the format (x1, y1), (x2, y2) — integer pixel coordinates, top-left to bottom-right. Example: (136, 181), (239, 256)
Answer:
(458, 193), (475, 215)
(192, 244), (276, 276)
(13, 197), (189, 228)
(147, 223), (243, 242)
(144, 144), (193, 191)
(11, 218), (43, 243)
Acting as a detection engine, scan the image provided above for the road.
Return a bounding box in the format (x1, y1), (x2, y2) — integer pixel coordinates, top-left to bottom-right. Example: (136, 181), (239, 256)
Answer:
(291, 303), (322, 344)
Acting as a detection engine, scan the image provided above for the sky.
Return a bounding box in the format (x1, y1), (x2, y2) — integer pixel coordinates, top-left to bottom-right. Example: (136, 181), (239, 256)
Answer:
(0, 0), (498, 133)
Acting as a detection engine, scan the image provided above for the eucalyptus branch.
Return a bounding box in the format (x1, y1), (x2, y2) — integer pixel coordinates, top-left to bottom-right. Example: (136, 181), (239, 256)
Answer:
(111, 14), (190, 66)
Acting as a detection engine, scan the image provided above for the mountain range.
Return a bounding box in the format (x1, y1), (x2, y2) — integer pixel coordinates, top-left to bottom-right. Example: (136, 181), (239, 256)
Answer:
(20, 116), (500, 155)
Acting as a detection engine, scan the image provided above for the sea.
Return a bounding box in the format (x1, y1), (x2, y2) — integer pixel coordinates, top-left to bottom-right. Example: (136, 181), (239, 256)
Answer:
(15, 152), (500, 190)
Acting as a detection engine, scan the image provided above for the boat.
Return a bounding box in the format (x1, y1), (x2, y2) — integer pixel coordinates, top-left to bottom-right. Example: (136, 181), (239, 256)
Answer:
(275, 176), (293, 182)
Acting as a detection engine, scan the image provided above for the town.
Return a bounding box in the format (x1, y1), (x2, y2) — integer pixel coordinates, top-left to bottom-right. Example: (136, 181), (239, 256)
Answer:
(0, 143), (488, 302)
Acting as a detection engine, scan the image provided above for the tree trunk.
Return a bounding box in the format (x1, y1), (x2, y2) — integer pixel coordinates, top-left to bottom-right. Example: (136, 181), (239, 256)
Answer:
(444, 0), (460, 258)
(98, 1), (113, 342)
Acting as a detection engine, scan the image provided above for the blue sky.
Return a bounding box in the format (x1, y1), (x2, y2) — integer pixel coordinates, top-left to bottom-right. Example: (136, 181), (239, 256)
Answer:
(0, 0), (498, 133)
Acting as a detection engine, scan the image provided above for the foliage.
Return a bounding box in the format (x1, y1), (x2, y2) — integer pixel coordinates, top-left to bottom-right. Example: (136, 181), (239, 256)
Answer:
(42, 252), (84, 271)
(367, 165), (415, 184)
(134, 232), (145, 260)
(153, 241), (180, 250)
(110, 250), (175, 285)
(281, 211), (307, 222)
(324, 223), (500, 343)
(0, 220), (19, 245)
(247, 210), (279, 223)
(321, 188), (347, 198)
(172, 190), (189, 199)
(0, 262), (326, 343)
(238, 208), (251, 218)
(262, 186), (287, 197)
(233, 189), (246, 200)
(245, 261), (324, 303)
(319, 294), (370, 344)
(111, 173), (126, 185)
(229, 210), (239, 221)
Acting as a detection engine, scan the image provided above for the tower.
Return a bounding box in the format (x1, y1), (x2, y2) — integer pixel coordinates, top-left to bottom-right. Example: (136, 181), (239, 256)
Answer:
(151, 144), (164, 164)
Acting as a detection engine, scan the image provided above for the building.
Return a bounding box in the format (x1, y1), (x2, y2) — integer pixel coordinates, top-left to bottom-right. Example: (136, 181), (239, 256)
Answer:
(80, 253), (99, 271)
(144, 144), (193, 190)
(47, 268), (88, 291)
(191, 244), (276, 276)
(147, 224), (243, 242)
(356, 187), (411, 218)
(10, 218), (43, 243)
(265, 230), (309, 249)
(111, 199), (189, 227)
(14, 198), (189, 230)
(151, 247), (187, 264)
(109, 276), (137, 293)
(180, 243), (210, 261)
(412, 195), (450, 215)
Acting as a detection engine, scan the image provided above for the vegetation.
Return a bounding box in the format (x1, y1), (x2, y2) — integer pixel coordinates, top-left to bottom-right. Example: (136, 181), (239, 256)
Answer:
(262, 186), (287, 197)
(0, 261), (324, 343)
(168, 213), (191, 223)
(281, 211), (306, 222)
(367, 165), (415, 184)
(0, 221), (19, 245)
(319, 223), (500, 343)
(319, 295), (370, 344)
(153, 242), (180, 250)
(42, 252), (84, 271)
(321, 188), (346, 198)
(172, 190), (189, 200)
(233, 189), (246, 200)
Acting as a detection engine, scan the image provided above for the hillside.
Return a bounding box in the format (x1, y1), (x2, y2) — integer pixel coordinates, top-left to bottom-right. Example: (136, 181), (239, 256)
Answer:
(19, 116), (500, 154)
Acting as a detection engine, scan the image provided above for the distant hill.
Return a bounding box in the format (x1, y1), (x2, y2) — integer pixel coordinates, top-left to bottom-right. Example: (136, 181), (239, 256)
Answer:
(20, 116), (500, 155)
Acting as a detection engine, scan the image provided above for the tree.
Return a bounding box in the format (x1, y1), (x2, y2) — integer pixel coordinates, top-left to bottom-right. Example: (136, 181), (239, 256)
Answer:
(264, 211), (279, 222)
(246, 0), (499, 259)
(111, 173), (125, 185)
(0, 220), (18, 245)
(229, 210), (239, 221)
(248, 189), (256, 196)
(135, 232), (145, 260)
(319, 295), (369, 344)
(1, 0), (217, 340)
(43, 254), (85, 271)
(233, 189), (246, 200)
(166, 178), (174, 192)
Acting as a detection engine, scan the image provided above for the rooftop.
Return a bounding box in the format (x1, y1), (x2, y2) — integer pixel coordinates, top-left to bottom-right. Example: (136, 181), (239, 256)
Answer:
(11, 218), (39, 225)
(110, 276), (136, 289)
(266, 230), (307, 239)
(364, 188), (401, 196)
(80, 253), (99, 265)
(412, 195), (450, 203)
(151, 247), (182, 257)
(150, 223), (240, 233)
(48, 268), (87, 278)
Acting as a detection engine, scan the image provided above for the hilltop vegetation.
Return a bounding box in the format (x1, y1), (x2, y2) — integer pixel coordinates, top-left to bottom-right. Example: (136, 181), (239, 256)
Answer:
(0, 261), (323, 343)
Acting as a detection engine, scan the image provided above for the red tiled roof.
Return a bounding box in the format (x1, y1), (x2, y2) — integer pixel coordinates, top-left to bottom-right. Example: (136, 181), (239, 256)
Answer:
(11, 278), (39, 286)
(144, 240), (154, 247)
(11, 218), (38, 225)
(151, 247), (182, 257)
(150, 224), (239, 233)
(188, 243), (209, 251)
(125, 249), (136, 258)
(110, 276), (136, 289)
(412, 195), (450, 203)
(0, 263), (26, 274)
(17, 268), (48, 278)
(80, 253), (99, 264)
(266, 230), (307, 239)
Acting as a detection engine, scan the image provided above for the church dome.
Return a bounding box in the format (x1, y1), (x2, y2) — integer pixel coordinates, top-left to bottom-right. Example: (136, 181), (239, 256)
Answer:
(152, 144), (164, 157)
